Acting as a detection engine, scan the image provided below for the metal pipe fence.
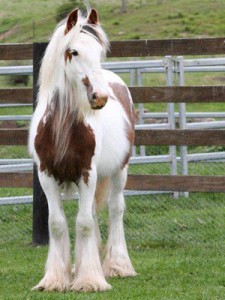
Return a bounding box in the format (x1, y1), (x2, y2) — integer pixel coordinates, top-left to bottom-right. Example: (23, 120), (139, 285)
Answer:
(174, 56), (225, 196)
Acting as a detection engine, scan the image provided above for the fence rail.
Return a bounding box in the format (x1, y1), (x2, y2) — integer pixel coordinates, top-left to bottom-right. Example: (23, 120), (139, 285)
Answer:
(0, 88), (32, 104)
(1, 85), (225, 106)
(0, 38), (224, 60)
(126, 175), (225, 192)
(3, 172), (225, 193)
(2, 172), (225, 193)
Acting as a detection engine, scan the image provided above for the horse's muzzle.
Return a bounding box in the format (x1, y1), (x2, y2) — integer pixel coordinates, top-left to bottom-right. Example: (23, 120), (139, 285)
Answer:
(89, 92), (108, 110)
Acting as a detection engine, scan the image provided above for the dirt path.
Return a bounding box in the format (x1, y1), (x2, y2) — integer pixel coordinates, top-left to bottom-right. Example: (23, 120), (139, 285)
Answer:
(0, 26), (18, 41)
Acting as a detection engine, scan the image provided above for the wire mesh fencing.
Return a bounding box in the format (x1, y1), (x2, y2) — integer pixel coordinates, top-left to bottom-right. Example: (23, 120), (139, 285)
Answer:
(1, 159), (225, 250)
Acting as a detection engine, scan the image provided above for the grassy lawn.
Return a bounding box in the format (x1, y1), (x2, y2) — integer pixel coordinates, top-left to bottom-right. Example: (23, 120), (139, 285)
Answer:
(1, 193), (225, 299)
(1, 242), (225, 299)
(1, 0), (225, 43)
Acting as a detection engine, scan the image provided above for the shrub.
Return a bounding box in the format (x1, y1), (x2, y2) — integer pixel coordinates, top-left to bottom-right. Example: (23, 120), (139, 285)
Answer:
(6, 75), (29, 86)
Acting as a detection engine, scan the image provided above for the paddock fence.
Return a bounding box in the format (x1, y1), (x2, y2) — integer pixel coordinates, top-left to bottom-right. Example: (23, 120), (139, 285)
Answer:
(1, 38), (225, 245)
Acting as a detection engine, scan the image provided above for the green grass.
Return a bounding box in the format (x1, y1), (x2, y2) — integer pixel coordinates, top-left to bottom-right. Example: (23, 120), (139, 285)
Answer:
(1, 242), (225, 299)
(0, 188), (32, 198)
(1, 193), (225, 299)
(129, 160), (225, 176)
(0, 83), (30, 117)
(0, 146), (29, 159)
(1, 0), (225, 43)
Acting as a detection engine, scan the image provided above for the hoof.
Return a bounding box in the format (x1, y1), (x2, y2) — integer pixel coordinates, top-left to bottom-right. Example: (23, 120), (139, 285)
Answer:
(32, 275), (71, 292)
(71, 278), (111, 292)
(103, 259), (137, 278)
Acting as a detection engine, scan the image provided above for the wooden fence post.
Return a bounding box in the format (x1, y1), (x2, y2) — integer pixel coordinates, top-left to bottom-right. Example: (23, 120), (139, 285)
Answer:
(32, 43), (49, 245)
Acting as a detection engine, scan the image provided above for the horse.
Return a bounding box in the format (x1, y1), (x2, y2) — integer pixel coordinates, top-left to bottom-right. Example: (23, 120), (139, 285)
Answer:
(29, 8), (136, 292)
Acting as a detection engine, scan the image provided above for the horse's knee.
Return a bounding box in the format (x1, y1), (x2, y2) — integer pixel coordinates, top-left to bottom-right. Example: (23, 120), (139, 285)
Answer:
(76, 214), (94, 237)
(49, 215), (67, 240)
(111, 167), (128, 192)
(108, 194), (125, 218)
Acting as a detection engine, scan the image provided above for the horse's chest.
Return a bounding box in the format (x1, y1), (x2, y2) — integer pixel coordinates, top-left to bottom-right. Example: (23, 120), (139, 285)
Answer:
(35, 117), (95, 185)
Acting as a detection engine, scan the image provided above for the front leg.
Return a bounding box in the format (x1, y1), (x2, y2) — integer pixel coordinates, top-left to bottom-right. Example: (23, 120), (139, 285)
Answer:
(71, 167), (111, 292)
(32, 171), (71, 292)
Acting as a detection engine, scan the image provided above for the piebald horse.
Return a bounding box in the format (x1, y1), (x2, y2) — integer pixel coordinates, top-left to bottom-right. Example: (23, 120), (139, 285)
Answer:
(29, 8), (136, 292)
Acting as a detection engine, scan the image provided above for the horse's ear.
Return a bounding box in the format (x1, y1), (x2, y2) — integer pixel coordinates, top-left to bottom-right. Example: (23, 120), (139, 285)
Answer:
(88, 9), (99, 25)
(65, 8), (79, 34)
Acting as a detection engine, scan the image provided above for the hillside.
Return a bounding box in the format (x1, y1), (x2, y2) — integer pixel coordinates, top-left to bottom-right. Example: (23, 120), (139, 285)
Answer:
(0, 0), (225, 43)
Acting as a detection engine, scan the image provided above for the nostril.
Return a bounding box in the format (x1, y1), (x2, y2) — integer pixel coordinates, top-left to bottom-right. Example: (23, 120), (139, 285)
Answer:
(92, 92), (98, 100)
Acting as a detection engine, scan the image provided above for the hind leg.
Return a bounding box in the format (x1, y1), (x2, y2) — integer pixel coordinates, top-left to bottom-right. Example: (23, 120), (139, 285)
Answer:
(93, 177), (110, 255)
(32, 171), (71, 291)
(93, 200), (102, 254)
(103, 166), (136, 278)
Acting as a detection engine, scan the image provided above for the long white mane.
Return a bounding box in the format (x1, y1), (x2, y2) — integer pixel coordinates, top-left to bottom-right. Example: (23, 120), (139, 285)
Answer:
(37, 9), (110, 164)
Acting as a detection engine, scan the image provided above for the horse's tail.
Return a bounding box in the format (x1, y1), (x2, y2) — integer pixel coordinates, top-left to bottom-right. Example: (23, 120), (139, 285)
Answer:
(62, 182), (78, 200)
(95, 177), (110, 212)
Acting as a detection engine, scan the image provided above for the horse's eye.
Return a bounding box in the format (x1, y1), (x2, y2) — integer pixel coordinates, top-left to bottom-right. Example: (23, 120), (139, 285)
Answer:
(71, 50), (78, 56)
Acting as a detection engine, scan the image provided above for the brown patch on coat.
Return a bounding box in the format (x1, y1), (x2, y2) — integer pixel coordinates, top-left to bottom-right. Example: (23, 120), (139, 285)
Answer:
(64, 48), (72, 63)
(82, 76), (108, 109)
(35, 105), (95, 185)
(109, 82), (135, 168)
(82, 76), (92, 88)
(95, 177), (110, 212)
(82, 75), (93, 101)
